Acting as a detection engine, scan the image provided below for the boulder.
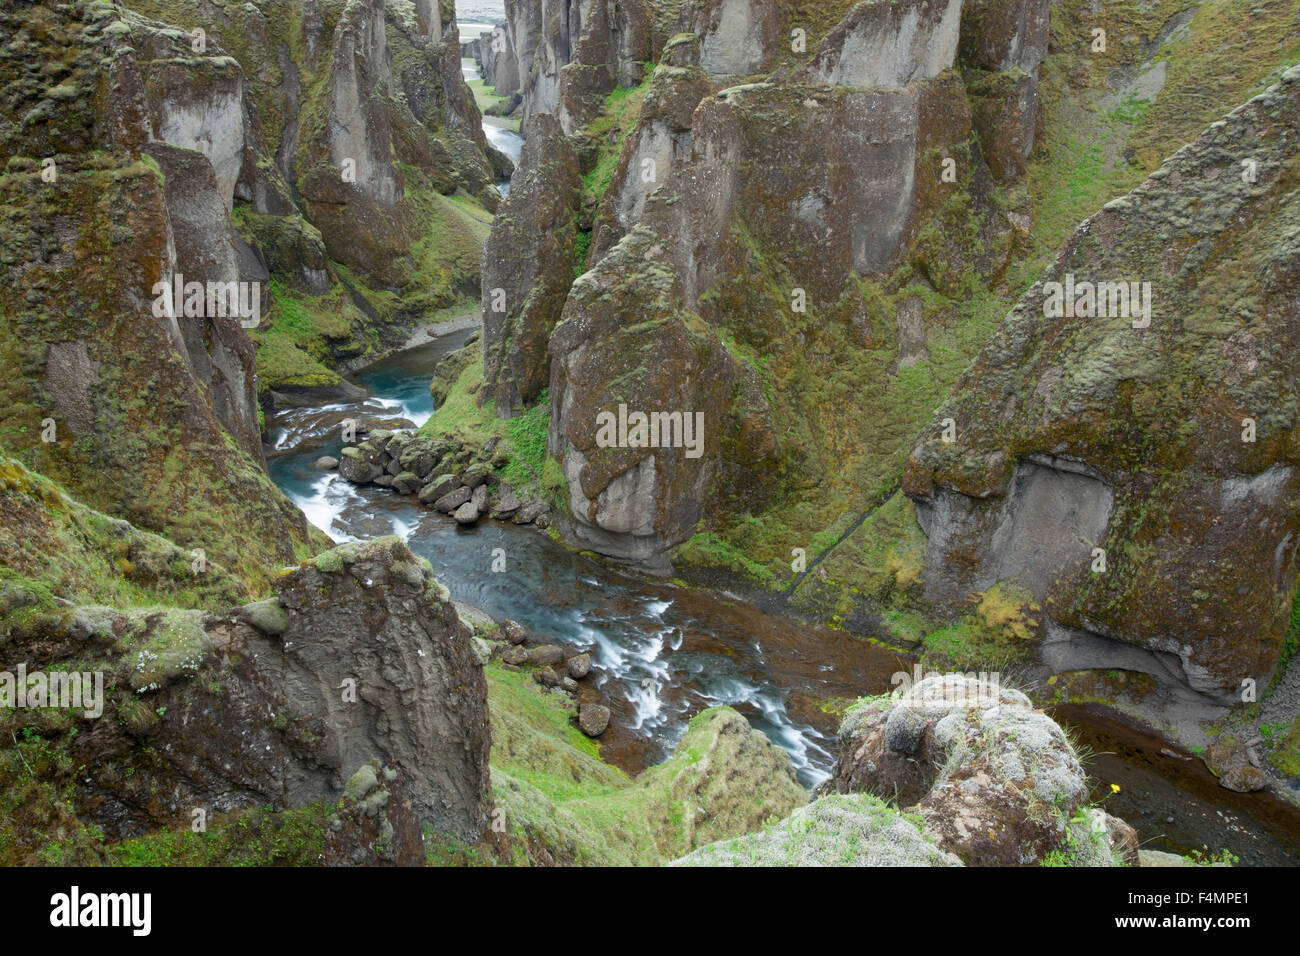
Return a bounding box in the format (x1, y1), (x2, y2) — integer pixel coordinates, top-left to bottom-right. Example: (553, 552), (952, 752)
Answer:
(1207, 737), (1270, 793)
(419, 474), (461, 504)
(460, 462), (493, 488)
(501, 620), (530, 644)
(392, 471), (421, 494)
(311, 456), (340, 470)
(339, 447), (382, 484)
(399, 437), (449, 480)
(831, 675), (1137, 866)
(512, 501), (549, 525)
(526, 644), (565, 667)
(566, 652), (592, 680)
(492, 486), (523, 518)
(579, 702), (612, 738)
(434, 486), (473, 513)
(453, 501), (481, 525)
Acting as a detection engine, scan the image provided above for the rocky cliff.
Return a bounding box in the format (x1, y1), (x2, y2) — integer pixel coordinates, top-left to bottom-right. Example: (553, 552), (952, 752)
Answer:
(448, 0), (1300, 796)
(905, 65), (1300, 734)
(0, 516), (493, 861)
(116, 0), (506, 396)
(0, 0), (323, 586)
(467, 0), (1026, 567)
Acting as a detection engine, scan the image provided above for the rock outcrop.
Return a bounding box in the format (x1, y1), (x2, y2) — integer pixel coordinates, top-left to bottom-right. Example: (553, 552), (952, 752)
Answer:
(957, 0), (1050, 181)
(904, 68), (1300, 708)
(1, 536), (493, 850)
(481, 112), (581, 415)
(0, 0), (320, 584)
(829, 676), (1138, 865)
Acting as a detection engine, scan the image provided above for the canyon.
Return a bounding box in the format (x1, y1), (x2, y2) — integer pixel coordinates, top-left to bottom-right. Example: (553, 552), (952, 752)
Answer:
(0, 0), (1298, 867)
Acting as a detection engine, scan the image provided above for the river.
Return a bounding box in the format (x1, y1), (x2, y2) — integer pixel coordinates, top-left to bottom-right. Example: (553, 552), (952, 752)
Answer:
(462, 55), (523, 197)
(263, 329), (1300, 864)
(260, 76), (1300, 863)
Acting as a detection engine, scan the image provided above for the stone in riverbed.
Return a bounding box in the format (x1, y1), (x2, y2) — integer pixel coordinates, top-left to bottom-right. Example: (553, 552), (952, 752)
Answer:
(453, 501), (481, 525)
(385, 457), (403, 476)
(366, 429), (395, 452)
(579, 703), (611, 738)
(399, 437), (448, 479)
(512, 501), (548, 525)
(526, 644), (564, 667)
(358, 440), (385, 465)
(434, 486), (472, 513)
(471, 484), (488, 512)
(374, 475), (395, 488)
(492, 486), (522, 518)
(460, 462), (493, 488)
(339, 447), (382, 483)
(566, 653), (592, 680)
(392, 472), (421, 495)
(311, 456), (339, 470)
(419, 474), (460, 505)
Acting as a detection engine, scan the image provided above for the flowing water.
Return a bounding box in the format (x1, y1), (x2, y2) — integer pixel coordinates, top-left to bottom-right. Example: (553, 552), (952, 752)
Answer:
(264, 331), (1300, 864)
(462, 56), (524, 198)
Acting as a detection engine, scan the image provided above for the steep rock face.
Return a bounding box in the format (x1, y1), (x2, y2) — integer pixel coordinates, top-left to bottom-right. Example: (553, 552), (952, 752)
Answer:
(0, 0), (317, 583)
(651, 76), (974, 307)
(957, 0), (1049, 181)
(119, 0), (502, 388)
(481, 113), (581, 416)
(143, 140), (265, 462)
(590, 55), (711, 262)
(830, 676), (1138, 865)
(800, 0), (963, 89)
(680, 0), (780, 78)
(521, 0), (660, 128)
(555, 0), (655, 134)
(548, 229), (746, 565)
(521, 0), (577, 125)
(1, 536), (492, 846)
(501, 0), (543, 103)
(904, 70), (1300, 703)
(476, 0), (993, 568)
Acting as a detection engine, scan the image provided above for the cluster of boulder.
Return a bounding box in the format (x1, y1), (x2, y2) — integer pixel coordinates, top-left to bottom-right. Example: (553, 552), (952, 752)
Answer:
(480, 617), (611, 738)
(326, 427), (552, 528)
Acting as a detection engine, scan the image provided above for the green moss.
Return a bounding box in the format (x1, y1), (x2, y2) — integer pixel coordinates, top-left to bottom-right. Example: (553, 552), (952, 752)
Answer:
(1267, 716), (1300, 777)
(580, 74), (654, 209)
(920, 583), (1042, 671)
(106, 803), (330, 866)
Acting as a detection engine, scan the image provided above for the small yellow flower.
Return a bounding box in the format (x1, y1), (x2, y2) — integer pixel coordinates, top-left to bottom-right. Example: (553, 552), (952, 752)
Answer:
(1110, 784), (1121, 794)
